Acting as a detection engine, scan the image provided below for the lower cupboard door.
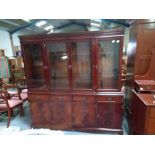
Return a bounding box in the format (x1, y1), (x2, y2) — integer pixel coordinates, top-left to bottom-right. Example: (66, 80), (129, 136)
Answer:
(97, 102), (122, 129)
(50, 101), (72, 129)
(72, 102), (96, 128)
(30, 101), (73, 129)
(30, 101), (42, 125)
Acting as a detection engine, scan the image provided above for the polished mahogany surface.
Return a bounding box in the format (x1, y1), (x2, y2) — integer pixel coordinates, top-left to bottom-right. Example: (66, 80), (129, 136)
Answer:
(20, 30), (124, 133)
(134, 48), (155, 92)
(136, 92), (155, 105)
(134, 80), (155, 93)
(135, 49), (155, 80)
(131, 90), (155, 134)
(135, 80), (155, 86)
(127, 20), (155, 88)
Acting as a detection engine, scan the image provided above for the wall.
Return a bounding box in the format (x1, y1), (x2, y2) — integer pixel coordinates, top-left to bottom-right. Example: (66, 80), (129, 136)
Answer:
(0, 30), (22, 57)
(12, 33), (21, 47)
(0, 30), (13, 57)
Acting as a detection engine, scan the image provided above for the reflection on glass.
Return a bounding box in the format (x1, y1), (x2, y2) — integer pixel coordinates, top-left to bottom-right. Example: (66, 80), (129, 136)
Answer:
(71, 41), (92, 89)
(23, 44), (45, 89)
(47, 42), (69, 89)
(98, 39), (120, 89)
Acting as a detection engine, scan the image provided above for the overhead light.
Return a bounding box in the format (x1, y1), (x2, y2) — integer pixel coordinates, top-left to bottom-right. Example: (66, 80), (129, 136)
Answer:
(23, 19), (31, 22)
(61, 55), (67, 60)
(150, 19), (155, 22)
(112, 40), (115, 43)
(116, 40), (120, 43)
(47, 29), (54, 34)
(35, 20), (47, 27)
(44, 25), (54, 31)
(92, 19), (102, 23)
(88, 27), (100, 31)
(91, 22), (101, 27)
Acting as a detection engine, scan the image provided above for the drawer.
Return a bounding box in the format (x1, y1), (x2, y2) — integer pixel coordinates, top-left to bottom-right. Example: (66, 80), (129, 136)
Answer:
(29, 95), (49, 101)
(149, 108), (155, 118)
(96, 96), (123, 103)
(72, 96), (95, 102)
(51, 95), (71, 102)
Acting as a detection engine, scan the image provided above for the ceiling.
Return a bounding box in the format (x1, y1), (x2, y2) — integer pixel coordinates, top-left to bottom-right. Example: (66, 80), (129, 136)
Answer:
(0, 19), (131, 35)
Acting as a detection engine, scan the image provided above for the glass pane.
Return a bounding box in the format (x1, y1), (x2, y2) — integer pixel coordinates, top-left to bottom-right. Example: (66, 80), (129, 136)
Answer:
(71, 41), (92, 89)
(98, 39), (120, 89)
(47, 42), (69, 89)
(23, 44), (45, 89)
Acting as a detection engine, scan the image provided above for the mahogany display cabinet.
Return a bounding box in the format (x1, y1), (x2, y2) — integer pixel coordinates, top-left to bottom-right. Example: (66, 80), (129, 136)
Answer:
(20, 29), (125, 133)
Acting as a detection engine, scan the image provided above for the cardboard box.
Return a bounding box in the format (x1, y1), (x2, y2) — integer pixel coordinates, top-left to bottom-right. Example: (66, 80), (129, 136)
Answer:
(0, 49), (5, 58)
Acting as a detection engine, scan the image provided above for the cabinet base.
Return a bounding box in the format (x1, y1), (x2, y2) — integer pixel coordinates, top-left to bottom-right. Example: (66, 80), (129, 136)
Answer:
(31, 123), (123, 134)
(71, 127), (123, 134)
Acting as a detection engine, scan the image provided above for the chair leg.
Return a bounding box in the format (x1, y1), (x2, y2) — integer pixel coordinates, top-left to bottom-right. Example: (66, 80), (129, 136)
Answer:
(12, 110), (14, 116)
(7, 110), (12, 128)
(19, 104), (24, 117)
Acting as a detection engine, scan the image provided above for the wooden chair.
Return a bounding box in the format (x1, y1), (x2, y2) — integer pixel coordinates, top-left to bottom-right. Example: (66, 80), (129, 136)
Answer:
(15, 77), (28, 93)
(3, 84), (28, 103)
(0, 89), (24, 127)
(0, 78), (2, 88)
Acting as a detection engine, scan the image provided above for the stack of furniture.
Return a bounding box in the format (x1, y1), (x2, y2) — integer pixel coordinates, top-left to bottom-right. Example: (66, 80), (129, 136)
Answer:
(0, 57), (11, 80)
(0, 87), (24, 127)
(127, 20), (155, 134)
(20, 29), (125, 133)
(131, 49), (155, 134)
(0, 79), (27, 127)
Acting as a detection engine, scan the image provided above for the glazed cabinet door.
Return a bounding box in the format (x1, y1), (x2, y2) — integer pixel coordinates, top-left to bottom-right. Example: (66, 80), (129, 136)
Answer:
(71, 41), (93, 90)
(97, 96), (123, 129)
(22, 43), (47, 90)
(72, 96), (96, 128)
(96, 37), (123, 91)
(46, 42), (69, 89)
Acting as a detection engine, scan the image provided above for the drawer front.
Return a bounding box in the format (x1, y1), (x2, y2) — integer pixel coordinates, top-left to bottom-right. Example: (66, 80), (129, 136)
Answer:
(51, 95), (71, 102)
(72, 96), (95, 102)
(96, 96), (123, 103)
(29, 95), (49, 101)
(149, 108), (155, 118)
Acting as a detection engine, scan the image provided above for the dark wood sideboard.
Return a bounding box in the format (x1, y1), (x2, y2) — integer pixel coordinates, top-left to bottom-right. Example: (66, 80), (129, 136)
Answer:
(131, 90), (155, 134)
(20, 29), (124, 133)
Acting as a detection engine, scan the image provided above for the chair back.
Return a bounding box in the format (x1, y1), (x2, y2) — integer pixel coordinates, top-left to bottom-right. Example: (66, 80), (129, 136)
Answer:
(0, 89), (10, 111)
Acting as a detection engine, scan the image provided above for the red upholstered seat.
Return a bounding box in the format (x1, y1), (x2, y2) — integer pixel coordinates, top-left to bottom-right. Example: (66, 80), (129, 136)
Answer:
(0, 100), (22, 109)
(20, 93), (28, 101)
(0, 103), (6, 110)
(22, 89), (28, 93)
(3, 84), (28, 102)
(11, 93), (28, 101)
(0, 90), (24, 127)
(8, 99), (23, 108)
